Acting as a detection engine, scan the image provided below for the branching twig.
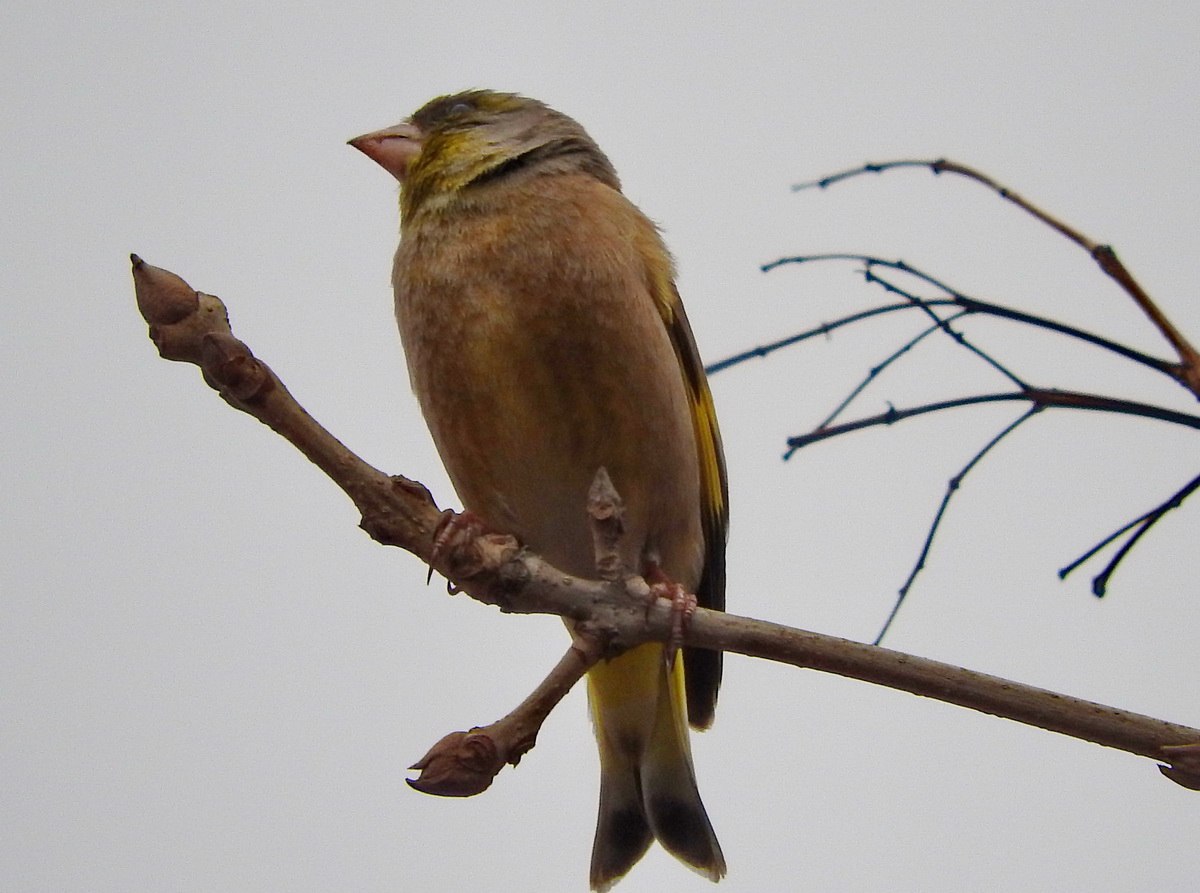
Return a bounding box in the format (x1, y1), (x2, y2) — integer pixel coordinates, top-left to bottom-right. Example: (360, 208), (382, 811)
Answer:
(754, 254), (1178, 379)
(815, 310), (970, 432)
(765, 254), (1200, 619)
(793, 160), (1200, 394)
(130, 255), (1200, 792)
(730, 172), (1200, 624)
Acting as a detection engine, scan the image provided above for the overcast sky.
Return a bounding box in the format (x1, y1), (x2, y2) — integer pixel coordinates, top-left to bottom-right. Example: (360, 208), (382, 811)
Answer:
(4, 2), (1200, 891)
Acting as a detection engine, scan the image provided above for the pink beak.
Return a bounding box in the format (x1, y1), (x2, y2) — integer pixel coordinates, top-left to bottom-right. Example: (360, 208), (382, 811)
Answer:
(348, 120), (424, 182)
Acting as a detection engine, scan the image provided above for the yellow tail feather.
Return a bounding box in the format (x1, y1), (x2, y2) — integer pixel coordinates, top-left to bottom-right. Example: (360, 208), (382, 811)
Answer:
(588, 643), (725, 890)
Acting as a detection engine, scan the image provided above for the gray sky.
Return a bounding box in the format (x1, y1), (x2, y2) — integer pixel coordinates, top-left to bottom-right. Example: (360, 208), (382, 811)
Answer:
(4, 2), (1199, 891)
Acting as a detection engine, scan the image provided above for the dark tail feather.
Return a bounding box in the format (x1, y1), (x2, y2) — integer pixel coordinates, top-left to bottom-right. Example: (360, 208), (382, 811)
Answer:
(643, 745), (725, 881)
(590, 771), (653, 891)
(589, 652), (724, 890)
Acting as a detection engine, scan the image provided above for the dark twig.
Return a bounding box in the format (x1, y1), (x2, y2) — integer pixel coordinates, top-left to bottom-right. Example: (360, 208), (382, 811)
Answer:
(816, 310), (970, 431)
(704, 299), (961, 375)
(753, 254), (1177, 378)
(1056, 512), (1147, 585)
(785, 389), (1200, 459)
(861, 265), (1027, 389)
(761, 256), (1188, 628)
(793, 160), (1200, 394)
(1059, 472), (1200, 597)
(754, 246), (1200, 629)
(875, 405), (1043, 644)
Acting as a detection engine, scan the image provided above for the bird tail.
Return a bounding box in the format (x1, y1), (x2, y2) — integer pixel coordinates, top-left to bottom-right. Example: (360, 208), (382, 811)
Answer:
(587, 642), (725, 891)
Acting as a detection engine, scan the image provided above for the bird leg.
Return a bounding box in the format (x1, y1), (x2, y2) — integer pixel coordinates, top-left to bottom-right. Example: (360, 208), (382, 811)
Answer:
(644, 563), (698, 668)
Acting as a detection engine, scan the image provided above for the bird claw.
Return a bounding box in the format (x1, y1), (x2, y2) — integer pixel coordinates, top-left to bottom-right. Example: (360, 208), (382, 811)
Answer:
(428, 509), (487, 590)
(646, 568), (697, 668)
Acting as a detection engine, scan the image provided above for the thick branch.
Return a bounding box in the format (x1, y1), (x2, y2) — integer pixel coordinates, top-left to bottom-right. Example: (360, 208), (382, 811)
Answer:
(686, 610), (1200, 773)
(130, 255), (1200, 791)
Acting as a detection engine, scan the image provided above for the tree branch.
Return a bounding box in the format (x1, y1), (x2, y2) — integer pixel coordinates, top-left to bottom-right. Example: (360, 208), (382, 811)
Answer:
(785, 389), (1200, 459)
(130, 255), (1200, 792)
(742, 249), (1200, 619)
(753, 254), (1178, 380)
(1059, 471), (1200, 597)
(876, 405), (1043, 645)
(792, 160), (1200, 393)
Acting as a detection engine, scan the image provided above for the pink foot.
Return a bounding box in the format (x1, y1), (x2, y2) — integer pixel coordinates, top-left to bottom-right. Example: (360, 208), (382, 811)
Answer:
(645, 565), (698, 667)
(428, 509), (487, 590)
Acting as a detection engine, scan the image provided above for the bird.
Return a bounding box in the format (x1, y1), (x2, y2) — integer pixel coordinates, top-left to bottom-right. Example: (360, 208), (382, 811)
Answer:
(350, 90), (728, 890)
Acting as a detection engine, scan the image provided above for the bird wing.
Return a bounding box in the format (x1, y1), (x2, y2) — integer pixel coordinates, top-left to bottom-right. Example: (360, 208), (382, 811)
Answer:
(666, 286), (728, 729)
(636, 227), (728, 728)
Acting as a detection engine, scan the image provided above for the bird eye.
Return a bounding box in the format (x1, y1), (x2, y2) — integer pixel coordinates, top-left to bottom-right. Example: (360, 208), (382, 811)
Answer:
(448, 102), (473, 117)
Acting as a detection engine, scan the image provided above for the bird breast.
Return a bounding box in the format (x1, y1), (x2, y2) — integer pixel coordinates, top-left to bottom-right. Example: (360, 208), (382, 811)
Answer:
(392, 173), (704, 586)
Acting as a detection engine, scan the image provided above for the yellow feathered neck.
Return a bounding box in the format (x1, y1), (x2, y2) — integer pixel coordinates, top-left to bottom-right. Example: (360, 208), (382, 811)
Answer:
(399, 90), (619, 222)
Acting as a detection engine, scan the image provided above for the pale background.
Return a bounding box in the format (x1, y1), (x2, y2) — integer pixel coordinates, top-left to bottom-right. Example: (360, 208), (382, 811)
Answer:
(4, 2), (1199, 891)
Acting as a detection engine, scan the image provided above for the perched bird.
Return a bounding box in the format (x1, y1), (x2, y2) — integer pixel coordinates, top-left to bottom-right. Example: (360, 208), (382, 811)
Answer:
(350, 90), (728, 889)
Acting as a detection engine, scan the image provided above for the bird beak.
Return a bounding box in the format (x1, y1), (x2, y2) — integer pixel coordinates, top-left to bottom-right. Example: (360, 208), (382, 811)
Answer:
(348, 120), (424, 182)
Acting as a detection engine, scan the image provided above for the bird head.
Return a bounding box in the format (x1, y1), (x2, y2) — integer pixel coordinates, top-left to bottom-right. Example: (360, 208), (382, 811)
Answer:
(350, 90), (620, 220)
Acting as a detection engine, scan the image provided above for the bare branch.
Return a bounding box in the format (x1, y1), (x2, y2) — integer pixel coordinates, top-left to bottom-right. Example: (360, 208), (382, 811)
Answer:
(689, 609), (1200, 786)
(1060, 472), (1200, 597)
(407, 640), (602, 796)
(791, 160), (1200, 392)
(785, 389), (1200, 459)
(130, 255), (1200, 791)
(754, 254), (1178, 379)
(704, 299), (960, 375)
(875, 405), (1043, 644)
(751, 248), (1200, 622)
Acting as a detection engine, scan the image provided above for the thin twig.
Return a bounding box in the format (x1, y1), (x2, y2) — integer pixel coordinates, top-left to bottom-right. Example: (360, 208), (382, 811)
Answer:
(793, 160), (1200, 393)
(705, 299), (960, 375)
(1058, 511), (1159, 586)
(785, 389), (1200, 459)
(861, 265), (1027, 388)
(874, 405), (1043, 644)
(756, 254), (1177, 378)
(1059, 472), (1200, 596)
(816, 310), (969, 431)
